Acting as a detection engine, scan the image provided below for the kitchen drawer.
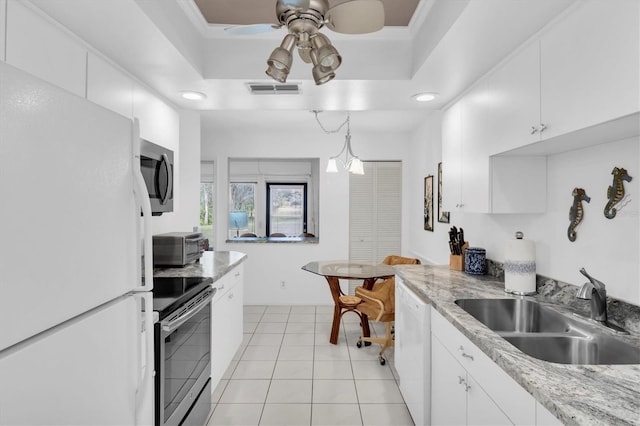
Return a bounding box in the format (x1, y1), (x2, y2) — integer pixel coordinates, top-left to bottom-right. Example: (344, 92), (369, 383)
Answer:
(212, 264), (243, 302)
(431, 309), (535, 425)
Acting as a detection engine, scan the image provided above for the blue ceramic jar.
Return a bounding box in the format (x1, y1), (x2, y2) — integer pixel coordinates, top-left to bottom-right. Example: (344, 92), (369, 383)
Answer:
(465, 247), (486, 275)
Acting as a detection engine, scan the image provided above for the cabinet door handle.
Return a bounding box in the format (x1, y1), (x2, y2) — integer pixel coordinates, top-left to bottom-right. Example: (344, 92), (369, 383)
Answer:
(228, 292), (234, 299)
(457, 376), (471, 392)
(530, 126), (539, 135)
(458, 345), (474, 361)
(539, 123), (547, 133)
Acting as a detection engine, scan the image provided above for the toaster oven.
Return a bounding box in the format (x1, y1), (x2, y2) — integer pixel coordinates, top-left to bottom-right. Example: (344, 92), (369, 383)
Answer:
(152, 232), (204, 266)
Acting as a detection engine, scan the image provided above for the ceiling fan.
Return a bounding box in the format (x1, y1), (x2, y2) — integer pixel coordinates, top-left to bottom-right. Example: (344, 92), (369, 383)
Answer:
(225, 0), (385, 85)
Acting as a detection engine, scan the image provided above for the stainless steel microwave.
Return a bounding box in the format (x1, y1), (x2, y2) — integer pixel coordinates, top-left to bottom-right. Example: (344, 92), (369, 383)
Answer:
(140, 139), (173, 216)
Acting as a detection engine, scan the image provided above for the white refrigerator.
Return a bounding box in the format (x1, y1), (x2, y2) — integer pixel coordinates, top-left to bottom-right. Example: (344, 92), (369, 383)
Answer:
(0, 61), (155, 425)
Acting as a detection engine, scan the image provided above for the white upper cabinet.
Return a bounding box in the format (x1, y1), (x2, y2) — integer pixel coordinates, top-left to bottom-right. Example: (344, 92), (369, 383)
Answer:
(485, 40), (542, 155)
(442, 101), (464, 212)
(442, 90), (546, 214)
(5, 1), (86, 97)
(87, 52), (134, 119)
(442, 92), (494, 214)
(485, 0), (639, 155)
(540, 0), (640, 140)
(1, 0), (7, 61)
(460, 81), (491, 213)
(442, 0), (638, 214)
(133, 83), (179, 150)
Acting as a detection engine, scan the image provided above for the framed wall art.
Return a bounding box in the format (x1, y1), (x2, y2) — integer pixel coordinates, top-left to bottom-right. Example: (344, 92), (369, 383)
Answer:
(424, 175), (434, 231)
(437, 162), (450, 223)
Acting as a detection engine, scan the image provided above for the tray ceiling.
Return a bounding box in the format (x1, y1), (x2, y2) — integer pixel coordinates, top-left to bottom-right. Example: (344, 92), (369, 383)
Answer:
(193, 0), (420, 27)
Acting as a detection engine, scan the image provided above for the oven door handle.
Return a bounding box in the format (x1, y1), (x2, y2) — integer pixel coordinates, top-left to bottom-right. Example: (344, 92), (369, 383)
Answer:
(161, 289), (215, 333)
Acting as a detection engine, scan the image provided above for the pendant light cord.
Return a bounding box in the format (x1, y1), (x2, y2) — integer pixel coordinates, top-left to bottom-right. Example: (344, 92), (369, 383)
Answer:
(313, 110), (350, 135)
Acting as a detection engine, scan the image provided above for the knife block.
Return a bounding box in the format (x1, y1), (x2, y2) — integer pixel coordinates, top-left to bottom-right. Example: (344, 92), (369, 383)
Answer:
(449, 242), (469, 271)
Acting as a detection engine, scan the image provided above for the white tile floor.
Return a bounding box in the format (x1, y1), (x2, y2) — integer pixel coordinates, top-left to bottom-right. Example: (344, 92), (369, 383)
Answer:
(206, 305), (414, 426)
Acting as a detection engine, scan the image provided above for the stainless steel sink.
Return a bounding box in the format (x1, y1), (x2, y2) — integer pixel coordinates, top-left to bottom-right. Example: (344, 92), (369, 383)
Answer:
(502, 335), (640, 365)
(455, 298), (640, 365)
(454, 298), (569, 333)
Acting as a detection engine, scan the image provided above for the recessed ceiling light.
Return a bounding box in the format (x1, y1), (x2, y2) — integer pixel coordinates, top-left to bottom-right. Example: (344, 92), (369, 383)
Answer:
(180, 91), (207, 100)
(412, 92), (438, 102)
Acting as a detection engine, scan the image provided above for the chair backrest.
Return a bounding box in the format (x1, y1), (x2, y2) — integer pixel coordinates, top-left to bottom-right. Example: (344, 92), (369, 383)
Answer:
(240, 232), (257, 237)
(299, 232), (315, 237)
(270, 233), (286, 237)
(382, 255), (421, 265)
(372, 277), (396, 314)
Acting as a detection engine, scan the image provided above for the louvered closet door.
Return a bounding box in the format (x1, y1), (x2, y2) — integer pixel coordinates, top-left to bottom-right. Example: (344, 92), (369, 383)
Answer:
(349, 161), (402, 294)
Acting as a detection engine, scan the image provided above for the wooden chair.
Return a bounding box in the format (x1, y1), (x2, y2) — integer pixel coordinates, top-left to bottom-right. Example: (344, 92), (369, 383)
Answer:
(369, 255), (421, 290)
(382, 255), (421, 266)
(355, 276), (396, 365)
(240, 232), (257, 237)
(269, 233), (286, 237)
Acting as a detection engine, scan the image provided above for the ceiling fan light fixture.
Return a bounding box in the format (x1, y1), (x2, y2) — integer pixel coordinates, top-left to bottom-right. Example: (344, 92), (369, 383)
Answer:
(312, 63), (335, 85)
(266, 66), (288, 83)
(267, 47), (293, 71)
(266, 34), (297, 82)
(311, 33), (342, 71)
(233, 0), (386, 86)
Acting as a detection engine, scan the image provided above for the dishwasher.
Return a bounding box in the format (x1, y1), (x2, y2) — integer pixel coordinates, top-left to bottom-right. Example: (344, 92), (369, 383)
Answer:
(395, 277), (430, 426)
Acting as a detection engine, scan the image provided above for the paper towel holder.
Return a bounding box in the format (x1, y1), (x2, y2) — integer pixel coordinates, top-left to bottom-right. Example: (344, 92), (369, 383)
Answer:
(504, 231), (538, 296)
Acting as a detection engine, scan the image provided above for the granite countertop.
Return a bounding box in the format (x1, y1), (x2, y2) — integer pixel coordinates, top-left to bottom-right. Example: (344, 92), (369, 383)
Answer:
(154, 250), (247, 280)
(226, 236), (318, 243)
(395, 265), (640, 426)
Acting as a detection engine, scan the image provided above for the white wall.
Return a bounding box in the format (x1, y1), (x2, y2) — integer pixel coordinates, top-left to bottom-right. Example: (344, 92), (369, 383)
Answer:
(408, 114), (640, 304)
(406, 111), (452, 265)
(202, 125), (413, 305)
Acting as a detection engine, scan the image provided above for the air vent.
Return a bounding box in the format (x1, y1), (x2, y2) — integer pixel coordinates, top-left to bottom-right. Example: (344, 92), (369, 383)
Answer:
(247, 83), (300, 95)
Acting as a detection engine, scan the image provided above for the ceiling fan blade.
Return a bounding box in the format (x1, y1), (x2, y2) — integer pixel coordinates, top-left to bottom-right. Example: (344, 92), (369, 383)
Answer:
(298, 47), (312, 63)
(325, 0), (385, 34)
(280, 0), (311, 10)
(224, 23), (281, 36)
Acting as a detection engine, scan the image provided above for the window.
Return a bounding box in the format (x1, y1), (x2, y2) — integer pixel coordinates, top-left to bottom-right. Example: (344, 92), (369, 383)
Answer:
(266, 183), (307, 236)
(229, 182), (257, 238)
(227, 158), (319, 239)
(200, 162), (215, 243)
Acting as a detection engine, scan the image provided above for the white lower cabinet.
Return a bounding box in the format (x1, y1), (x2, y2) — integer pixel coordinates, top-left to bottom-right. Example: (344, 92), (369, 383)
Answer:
(211, 264), (244, 389)
(431, 336), (511, 425)
(431, 309), (539, 426)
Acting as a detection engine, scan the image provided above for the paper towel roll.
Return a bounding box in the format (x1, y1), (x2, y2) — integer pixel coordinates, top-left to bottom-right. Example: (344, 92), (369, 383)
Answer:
(504, 232), (537, 295)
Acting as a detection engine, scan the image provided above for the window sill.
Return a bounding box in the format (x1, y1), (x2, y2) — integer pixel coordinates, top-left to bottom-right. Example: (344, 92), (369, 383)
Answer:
(226, 236), (319, 244)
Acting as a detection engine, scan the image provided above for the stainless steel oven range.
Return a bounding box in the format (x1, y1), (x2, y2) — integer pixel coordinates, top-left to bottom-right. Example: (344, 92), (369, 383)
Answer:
(153, 277), (214, 426)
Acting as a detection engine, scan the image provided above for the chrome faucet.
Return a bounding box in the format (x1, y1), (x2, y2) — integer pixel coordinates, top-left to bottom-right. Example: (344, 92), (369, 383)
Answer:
(576, 268), (607, 322)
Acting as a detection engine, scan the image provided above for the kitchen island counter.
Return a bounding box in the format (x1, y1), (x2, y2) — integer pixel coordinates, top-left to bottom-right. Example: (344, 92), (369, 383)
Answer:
(154, 251), (247, 280)
(396, 265), (640, 426)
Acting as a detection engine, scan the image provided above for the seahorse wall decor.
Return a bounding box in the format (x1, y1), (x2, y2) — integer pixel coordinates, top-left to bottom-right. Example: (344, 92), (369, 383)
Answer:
(568, 187), (590, 242)
(604, 167), (633, 219)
